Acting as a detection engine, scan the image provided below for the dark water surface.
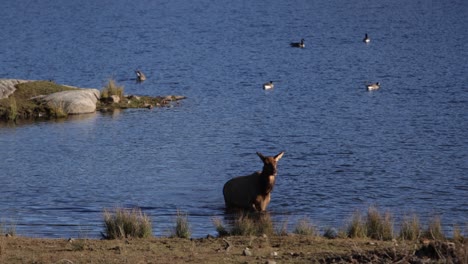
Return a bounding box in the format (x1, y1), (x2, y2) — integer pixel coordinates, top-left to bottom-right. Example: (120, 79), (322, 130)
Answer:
(1, 0), (467, 238)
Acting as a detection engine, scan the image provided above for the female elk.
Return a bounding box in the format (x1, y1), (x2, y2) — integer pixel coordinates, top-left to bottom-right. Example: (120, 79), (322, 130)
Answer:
(223, 151), (284, 212)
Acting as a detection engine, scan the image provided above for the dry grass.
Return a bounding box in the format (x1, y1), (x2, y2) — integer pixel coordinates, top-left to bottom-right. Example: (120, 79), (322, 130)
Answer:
(423, 215), (445, 240)
(400, 214), (421, 241)
(347, 210), (367, 238)
(366, 206), (394, 241)
(102, 208), (152, 239)
(214, 212), (275, 237)
(346, 207), (394, 240)
(172, 210), (191, 239)
(293, 217), (317, 236)
(101, 79), (124, 99)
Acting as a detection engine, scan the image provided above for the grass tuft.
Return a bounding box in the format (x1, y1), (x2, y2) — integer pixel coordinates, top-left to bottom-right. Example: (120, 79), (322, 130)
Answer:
(172, 210), (191, 239)
(347, 210), (367, 238)
(399, 214), (421, 241)
(102, 207), (152, 239)
(101, 79), (124, 99)
(213, 218), (229, 237)
(0, 219), (17, 237)
(366, 206), (394, 241)
(215, 212), (275, 237)
(293, 217), (317, 236)
(423, 216), (445, 240)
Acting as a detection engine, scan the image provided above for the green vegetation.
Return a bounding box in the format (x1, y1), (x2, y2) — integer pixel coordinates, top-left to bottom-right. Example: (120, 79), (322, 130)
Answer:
(0, 79), (186, 121)
(171, 210), (191, 239)
(102, 208), (152, 239)
(0, 81), (77, 121)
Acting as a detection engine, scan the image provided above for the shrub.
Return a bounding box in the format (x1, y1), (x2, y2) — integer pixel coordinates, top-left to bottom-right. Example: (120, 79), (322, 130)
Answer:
(102, 207), (152, 239)
(101, 79), (124, 99)
(172, 210), (191, 239)
(293, 217), (317, 236)
(399, 214), (421, 241)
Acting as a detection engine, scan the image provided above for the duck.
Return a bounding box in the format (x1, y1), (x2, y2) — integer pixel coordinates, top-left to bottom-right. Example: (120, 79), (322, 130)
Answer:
(366, 82), (380, 91)
(263, 81), (274, 90)
(363, 33), (370, 43)
(135, 70), (146, 82)
(290, 38), (305, 48)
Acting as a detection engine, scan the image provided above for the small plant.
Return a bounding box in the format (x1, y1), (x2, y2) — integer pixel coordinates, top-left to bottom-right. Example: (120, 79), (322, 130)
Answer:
(276, 219), (289, 236)
(347, 211), (367, 238)
(226, 212), (274, 236)
(0, 219), (17, 237)
(70, 239), (86, 251)
(101, 79), (124, 99)
(293, 217), (317, 236)
(366, 206), (394, 241)
(323, 227), (339, 239)
(213, 217), (229, 237)
(102, 207), (152, 239)
(47, 101), (67, 118)
(172, 210), (191, 239)
(399, 214), (421, 241)
(6, 97), (17, 121)
(453, 225), (465, 243)
(423, 216), (445, 240)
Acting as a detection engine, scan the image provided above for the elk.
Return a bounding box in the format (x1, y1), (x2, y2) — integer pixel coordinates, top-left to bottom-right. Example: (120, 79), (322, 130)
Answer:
(223, 151), (285, 212)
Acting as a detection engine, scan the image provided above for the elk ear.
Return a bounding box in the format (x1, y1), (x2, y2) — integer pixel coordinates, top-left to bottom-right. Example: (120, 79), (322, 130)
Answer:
(274, 151), (284, 161)
(256, 152), (266, 161)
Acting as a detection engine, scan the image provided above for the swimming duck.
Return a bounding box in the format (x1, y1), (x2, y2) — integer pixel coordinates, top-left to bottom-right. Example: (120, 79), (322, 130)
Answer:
(363, 33), (370, 43)
(366, 82), (380, 91)
(263, 81), (274, 90)
(290, 39), (305, 48)
(135, 70), (146, 82)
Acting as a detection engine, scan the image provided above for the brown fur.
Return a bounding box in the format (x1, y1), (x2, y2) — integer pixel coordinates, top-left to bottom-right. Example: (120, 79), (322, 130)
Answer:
(223, 151), (284, 212)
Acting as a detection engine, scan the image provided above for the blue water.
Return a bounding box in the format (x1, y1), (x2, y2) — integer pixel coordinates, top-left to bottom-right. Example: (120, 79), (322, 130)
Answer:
(0, 0), (467, 238)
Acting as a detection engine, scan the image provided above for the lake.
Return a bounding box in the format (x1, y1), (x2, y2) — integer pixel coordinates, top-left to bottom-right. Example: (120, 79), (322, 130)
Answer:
(0, 0), (467, 238)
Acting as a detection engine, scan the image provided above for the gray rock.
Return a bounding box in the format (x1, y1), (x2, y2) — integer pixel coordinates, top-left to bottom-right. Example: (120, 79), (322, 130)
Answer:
(0, 79), (33, 99)
(42, 89), (100, 114)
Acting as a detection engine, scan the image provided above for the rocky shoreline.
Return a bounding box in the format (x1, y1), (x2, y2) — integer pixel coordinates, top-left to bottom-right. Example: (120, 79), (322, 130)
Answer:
(0, 78), (186, 121)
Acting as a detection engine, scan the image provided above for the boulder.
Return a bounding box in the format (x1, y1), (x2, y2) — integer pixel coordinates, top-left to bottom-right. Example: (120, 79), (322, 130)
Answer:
(0, 79), (33, 99)
(42, 89), (100, 114)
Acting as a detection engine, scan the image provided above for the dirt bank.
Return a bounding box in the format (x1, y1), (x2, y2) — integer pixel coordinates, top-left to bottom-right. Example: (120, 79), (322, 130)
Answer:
(1, 235), (466, 263)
